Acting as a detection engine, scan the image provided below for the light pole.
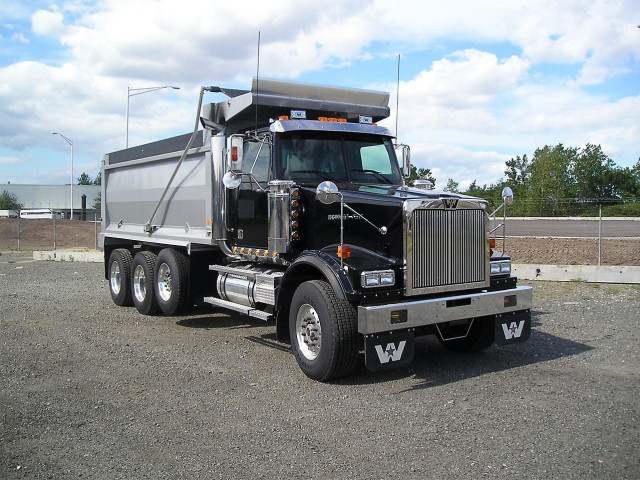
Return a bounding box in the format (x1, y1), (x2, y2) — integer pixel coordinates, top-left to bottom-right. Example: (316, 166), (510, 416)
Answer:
(52, 132), (73, 220)
(126, 85), (180, 148)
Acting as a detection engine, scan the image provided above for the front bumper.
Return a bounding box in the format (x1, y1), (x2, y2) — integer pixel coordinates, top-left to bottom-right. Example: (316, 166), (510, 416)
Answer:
(357, 285), (533, 335)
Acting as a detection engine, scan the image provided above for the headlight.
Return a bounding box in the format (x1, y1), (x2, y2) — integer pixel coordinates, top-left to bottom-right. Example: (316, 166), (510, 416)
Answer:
(491, 260), (511, 275)
(361, 270), (395, 288)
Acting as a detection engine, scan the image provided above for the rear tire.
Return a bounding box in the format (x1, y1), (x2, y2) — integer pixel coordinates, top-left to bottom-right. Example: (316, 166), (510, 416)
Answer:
(131, 251), (160, 315)
(154, 248), (190, 316)
(108, 248), (133, 306)
(289, 280), (359, 381)
(437, 316), (495, 353)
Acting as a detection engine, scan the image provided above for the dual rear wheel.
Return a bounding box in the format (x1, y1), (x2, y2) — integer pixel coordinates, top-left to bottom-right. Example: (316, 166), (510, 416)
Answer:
(108, 248), (190, 316)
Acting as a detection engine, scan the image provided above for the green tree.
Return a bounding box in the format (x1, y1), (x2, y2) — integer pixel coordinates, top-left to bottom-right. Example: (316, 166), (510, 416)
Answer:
(0, 190), (21, 210)
(504, 154), (531, 188)
(465, 179), (486, 194)
(77, 172), (92, 185)
(92, 191), (101, 213)
(528, 144), (575, 215)
(570, 144), (616, 199)
(407, 165), (436, 187)
(93, 172), (101, 185)
(444, 178), (459, 193)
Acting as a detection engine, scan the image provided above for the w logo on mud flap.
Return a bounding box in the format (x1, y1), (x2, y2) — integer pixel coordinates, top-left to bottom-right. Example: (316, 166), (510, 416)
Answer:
(501, 321), (525, 340)
(442, 198), (459, 209)
(374, 341), (406, 364)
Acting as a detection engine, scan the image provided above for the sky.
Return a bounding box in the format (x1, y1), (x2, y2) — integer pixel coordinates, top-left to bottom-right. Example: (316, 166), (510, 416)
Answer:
(0, 0), (638, 191)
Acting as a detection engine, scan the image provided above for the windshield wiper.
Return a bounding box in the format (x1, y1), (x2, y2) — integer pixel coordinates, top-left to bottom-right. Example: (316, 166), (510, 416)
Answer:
(291, 170), (341, 183)
(352, 169), (394, 184)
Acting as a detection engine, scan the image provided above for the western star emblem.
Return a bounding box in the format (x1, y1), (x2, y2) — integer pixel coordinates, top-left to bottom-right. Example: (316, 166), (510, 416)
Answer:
(443, 198), (458, 209)
(501, 321), (525, 340)
(374, 341), (406, 363)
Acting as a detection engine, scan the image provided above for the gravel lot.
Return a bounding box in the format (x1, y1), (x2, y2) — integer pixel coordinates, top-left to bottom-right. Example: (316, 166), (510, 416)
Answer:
(1, 252), (639, 479)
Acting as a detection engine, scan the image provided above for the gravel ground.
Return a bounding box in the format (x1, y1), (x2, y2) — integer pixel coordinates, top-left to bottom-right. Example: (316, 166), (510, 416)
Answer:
(1, 252), (639, 479)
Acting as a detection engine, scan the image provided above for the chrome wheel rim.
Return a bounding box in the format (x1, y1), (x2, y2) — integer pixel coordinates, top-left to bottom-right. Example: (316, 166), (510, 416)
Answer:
(296, 303), (321, 360)
(110, 261), (121, 295)
(157, 263), (172, 302)
(133, 264), (147, 303)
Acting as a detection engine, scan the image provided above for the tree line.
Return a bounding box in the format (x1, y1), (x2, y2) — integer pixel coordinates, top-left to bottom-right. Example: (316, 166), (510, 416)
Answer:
(409, 143), (640, 217)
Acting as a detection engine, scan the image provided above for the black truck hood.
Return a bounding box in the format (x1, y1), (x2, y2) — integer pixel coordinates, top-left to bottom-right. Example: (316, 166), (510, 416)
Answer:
(299, 184), (487, 263)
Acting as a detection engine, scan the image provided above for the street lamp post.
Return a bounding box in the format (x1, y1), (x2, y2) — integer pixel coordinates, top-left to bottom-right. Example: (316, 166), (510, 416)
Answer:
(52, 132), (73, 220)
(126, 85), (180, 148)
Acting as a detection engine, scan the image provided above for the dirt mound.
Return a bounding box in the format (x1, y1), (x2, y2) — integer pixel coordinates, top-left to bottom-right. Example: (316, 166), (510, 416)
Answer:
(0, 218), (100, 251)
(1, 218), (638, 266)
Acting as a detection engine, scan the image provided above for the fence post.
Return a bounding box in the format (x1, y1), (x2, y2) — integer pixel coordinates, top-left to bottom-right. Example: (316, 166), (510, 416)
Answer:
(53, 215), (57, 251)
(94, 213), (98, 250)
(598, 204), (602, 267)
(17, 213), (20, 251)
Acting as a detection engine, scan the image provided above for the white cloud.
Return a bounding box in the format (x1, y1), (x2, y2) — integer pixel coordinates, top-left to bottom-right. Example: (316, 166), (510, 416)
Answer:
(0, 155), (22, 164)
(31, 9), (66, 37)
(1, 0), (638, 186)
(10, 32), (29, 43)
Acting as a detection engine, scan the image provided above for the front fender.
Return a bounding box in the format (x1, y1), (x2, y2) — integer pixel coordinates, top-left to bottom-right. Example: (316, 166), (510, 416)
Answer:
(280, 250), (355, 302)
(274, 251), (356, 342)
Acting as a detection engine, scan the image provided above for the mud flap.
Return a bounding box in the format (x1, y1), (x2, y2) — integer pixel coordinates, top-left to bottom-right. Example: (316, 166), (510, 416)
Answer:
(364, 329), (415, 372)
(494, 310), (531, 345)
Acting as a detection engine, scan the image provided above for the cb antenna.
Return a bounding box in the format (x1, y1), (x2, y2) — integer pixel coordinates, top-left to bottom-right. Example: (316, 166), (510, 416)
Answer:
(395, 54), (401, 140)
(255, 31), (261, 133)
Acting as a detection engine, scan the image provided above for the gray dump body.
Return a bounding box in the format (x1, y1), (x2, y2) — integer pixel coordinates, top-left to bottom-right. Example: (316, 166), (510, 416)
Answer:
(101, 131), (217, 248)
(100, 78), (390, 250)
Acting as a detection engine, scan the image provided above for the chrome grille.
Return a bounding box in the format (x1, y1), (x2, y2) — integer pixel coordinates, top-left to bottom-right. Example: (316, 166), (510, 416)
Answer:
(408, 208), (487, 295)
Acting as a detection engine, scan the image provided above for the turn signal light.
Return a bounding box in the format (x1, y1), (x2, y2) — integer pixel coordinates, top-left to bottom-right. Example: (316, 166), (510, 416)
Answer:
(490, 238), (496, 249)
(338, 245), (351, 258)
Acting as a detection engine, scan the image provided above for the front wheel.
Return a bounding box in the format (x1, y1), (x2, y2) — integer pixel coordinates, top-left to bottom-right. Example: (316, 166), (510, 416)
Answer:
(289, 280), (359, 381)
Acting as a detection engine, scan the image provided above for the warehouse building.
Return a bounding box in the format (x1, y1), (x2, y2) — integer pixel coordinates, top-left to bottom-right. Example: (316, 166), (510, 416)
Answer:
(0, 184), (100, 220)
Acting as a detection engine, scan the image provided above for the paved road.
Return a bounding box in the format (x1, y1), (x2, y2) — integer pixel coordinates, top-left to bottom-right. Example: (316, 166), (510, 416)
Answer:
(497, 218), (640, 238)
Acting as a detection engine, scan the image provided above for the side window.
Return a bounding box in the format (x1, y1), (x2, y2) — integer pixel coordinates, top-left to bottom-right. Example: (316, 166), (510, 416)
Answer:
(243, 140), (270, 184)
(360, 144), (393, 174)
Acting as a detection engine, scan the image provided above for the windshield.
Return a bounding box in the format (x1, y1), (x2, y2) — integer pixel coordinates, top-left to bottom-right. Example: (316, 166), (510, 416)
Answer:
(277, 132), (402, 186)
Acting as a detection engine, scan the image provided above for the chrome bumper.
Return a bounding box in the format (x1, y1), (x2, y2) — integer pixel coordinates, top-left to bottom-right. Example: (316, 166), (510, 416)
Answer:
(357, 286), (533, 335)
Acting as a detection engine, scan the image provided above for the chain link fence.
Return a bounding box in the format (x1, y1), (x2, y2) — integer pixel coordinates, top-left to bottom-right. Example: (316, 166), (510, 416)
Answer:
(2, 198), (638, 266)
(0, 216), (101, 252)
(491, 199), (640, 266)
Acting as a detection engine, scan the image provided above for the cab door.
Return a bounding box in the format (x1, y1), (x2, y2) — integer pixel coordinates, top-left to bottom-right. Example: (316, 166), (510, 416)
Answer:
(233, 137), (271, 249)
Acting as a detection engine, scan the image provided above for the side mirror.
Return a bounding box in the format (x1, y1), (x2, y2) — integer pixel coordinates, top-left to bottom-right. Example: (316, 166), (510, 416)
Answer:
(223, 171), (241, 190)
(395, 144), (411, 177)
(502, 186), (514, 205)
(227, 136), (244, 173)
(316, 181), (340, 205)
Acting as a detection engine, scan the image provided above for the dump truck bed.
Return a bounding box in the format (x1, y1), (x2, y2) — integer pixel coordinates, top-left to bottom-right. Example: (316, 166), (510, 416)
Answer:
(100, 131), (216, 248)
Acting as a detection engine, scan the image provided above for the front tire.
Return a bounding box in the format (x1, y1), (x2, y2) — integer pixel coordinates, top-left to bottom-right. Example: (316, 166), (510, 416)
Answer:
(108, 248), (133, 306)
(154, 248), (190, 316)
(289, 280), (359, 381)
(131, 251), (160, 315)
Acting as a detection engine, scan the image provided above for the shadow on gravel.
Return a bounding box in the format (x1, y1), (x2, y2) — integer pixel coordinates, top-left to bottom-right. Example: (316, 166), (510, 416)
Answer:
(334, 310), (594, 388)
(175, 307), (593, 390)
(176, 306), (267, 330)
(245, 333), (293, 354)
